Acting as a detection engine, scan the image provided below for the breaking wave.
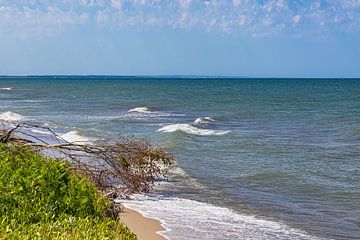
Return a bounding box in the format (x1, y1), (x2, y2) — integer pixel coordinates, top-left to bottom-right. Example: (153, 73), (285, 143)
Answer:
(127, 106), (185, 118)
(120, 195), (319, 240)
(194, 117), (215, 125)
(157, 123), (230, 136)
(0, 87), (12, 90)
(128, 107), (153, 114)
(59, 131), (95, 145)
(0, 111), (26, 122)
(31, 128), (53, 135)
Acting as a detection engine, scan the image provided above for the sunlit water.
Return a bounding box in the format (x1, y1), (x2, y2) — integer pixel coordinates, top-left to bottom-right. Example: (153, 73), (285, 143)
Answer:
(0, 77), (359, 239)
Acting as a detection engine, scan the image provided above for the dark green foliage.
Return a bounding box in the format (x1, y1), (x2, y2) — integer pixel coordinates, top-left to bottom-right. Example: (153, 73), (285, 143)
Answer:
(0, 144), (137, 239)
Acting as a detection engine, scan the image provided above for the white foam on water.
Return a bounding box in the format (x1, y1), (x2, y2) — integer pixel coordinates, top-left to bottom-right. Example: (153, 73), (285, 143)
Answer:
(0, 87), (12, 90)
(31, 128), (52, 135)
(170, 166), (189, 177)
(127, 107), (185, 118)
(194, 117), (215, 124)
(120, 195), (321, 240)
(128, 107), (153, 114)
(0, 111), (26, 121)
(43, 122), (59, 129)
(158, 124), (230, 136)
(162, 166), (206, 191)
(59, 131), (95, 145)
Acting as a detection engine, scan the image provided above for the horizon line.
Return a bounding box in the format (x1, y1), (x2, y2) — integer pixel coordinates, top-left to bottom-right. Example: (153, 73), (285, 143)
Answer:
(0, 75), (359, 79)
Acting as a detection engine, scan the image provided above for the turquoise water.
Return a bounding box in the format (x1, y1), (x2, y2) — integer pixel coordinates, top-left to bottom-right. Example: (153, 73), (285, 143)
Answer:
(0, 77), (359, 239)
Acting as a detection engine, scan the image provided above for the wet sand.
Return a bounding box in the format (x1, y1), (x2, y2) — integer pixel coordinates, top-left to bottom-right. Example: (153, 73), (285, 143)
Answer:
(120, 207), (167, 240)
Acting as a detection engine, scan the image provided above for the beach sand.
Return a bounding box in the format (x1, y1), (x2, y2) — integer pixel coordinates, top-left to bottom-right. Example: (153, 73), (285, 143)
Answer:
(120, 207), (167, 240)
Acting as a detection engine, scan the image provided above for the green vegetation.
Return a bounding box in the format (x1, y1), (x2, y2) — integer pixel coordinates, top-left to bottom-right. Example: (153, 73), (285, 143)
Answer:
(0, 144), (137, 239)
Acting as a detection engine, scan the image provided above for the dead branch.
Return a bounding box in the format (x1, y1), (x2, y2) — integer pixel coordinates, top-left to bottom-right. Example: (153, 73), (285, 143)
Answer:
(0, 121), (174, 198)
(0, 124), (21, 143)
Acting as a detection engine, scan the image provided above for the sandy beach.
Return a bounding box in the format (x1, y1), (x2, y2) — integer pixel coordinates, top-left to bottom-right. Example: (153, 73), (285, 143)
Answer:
(120, 207), (166, 240)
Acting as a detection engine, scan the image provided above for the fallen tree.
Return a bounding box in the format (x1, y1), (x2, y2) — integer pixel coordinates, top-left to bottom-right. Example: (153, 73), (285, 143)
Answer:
(0, 122), (174, 198)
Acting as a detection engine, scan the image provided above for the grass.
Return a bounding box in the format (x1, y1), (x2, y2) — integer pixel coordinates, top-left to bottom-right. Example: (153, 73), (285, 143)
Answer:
(0, 144), (137, 239)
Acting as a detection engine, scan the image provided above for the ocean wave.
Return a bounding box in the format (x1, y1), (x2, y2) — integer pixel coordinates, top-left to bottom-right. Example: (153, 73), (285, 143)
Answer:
(245, 171), (291, 180)
(43, 122), (59, 129)
(120, 195), (319, 240)
(127, 107), (185, 118)
(0, 111), (26, 122)
(128, 107), (153, 114)
(162, 166), (206, 191)
(157, 123), (230, 136)
(194, 117), (215, 125)
(170, 166), (189, 178)
(31, 128), (53, 135)
(0, 87), (12, 90)
(59, 131), (95, 145)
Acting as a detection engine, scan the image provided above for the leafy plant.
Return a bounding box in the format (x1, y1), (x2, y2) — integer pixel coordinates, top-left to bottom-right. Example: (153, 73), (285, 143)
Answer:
(0, 144), (137, 239)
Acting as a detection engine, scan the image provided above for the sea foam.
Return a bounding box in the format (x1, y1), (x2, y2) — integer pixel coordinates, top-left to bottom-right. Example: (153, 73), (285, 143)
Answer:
(194, 117), (215, 124)
(59, 131), (94, 144)
(158, 123), (230, 136)
(120, 195), (319, 240)
(127, 107), (185, 118)
(128, 107), (153, 114)
(31, 128), (53, 135)
(0, 111), (26, 122)
(0, 87), (12, 90)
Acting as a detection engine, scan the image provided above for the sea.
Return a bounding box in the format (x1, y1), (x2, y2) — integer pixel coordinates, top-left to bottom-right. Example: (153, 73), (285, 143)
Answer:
(0, 76), (359, 240)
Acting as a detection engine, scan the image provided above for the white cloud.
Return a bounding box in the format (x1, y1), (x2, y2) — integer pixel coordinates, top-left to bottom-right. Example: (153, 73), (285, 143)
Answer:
(0, 4), (89, 37)
(111, 0), (122, 9)
(293, 15), (301, 24)
(339, 0), (360, 9)
(238, 15), (246, 26)
(233, 0), (243, 7)
(0, 0), (359, 37)
(179, 0), (192, 9)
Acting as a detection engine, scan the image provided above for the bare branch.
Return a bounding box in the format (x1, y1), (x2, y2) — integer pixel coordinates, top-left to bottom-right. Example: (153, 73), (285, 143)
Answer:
(0, 121), (174, 198)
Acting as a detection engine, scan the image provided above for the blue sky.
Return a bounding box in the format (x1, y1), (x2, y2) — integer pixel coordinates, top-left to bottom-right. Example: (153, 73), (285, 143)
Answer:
(0, 0), (359, 77)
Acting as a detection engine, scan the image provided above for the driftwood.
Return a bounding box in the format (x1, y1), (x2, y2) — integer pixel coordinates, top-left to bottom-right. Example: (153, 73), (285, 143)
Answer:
(0, 122), (174, 198)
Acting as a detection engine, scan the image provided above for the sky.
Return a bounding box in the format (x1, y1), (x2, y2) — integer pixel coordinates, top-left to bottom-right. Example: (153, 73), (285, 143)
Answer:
(0, 0), (360, 77)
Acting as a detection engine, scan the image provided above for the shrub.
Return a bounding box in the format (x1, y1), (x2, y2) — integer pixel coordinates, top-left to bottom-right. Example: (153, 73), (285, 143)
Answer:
(0, 144), (137, 239)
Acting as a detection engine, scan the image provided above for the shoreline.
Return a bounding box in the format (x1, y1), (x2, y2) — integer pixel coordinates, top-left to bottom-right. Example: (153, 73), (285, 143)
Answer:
(120, 206), (167, 240)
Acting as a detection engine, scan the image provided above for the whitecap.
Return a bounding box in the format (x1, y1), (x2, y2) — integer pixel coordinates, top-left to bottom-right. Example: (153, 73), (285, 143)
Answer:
(31, 128), (52, 135)
(127, 107), (185, 118)
(120, 195), (320, 240)
(157, 124), (230, 136)
(128, 107), (153, 114)
(0, 111), (26, 122)
(194, 117), (215, 124)
(59, 131), (95, 145)
(0, 87), (12, 90)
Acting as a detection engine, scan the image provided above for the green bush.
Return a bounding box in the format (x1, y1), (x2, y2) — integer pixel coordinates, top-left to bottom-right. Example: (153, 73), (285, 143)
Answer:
(0, 144), (137, 239)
